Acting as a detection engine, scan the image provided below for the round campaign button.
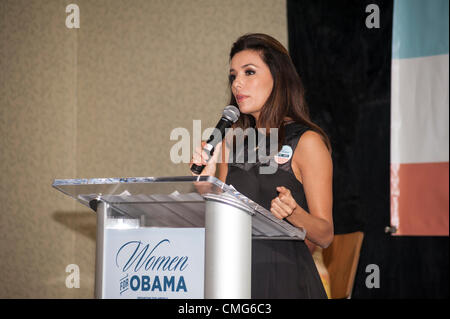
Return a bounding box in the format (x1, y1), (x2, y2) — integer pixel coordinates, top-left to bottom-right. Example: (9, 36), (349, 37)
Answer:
(274, 145), (293, 164)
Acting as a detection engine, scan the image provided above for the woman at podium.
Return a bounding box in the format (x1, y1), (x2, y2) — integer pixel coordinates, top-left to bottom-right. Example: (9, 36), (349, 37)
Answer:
(191, 33), (333, 299)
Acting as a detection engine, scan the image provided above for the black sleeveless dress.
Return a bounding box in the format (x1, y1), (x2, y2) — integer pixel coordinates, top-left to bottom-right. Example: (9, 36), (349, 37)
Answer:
(225, 122), (327, 299)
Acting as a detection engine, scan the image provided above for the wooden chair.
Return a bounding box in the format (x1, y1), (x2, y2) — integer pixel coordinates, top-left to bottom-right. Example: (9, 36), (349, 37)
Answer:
(322, 231), (364, 299)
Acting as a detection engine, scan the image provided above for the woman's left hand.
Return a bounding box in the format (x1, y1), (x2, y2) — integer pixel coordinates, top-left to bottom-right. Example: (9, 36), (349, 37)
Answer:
(270, 186), (298, 220)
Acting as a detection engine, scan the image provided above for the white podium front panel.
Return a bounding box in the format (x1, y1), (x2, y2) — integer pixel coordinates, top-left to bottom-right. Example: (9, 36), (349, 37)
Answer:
(102, 228), (204, 299)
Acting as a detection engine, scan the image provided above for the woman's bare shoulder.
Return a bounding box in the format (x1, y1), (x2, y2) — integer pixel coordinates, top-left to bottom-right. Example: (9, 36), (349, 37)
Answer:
(293, 130), (332, 167)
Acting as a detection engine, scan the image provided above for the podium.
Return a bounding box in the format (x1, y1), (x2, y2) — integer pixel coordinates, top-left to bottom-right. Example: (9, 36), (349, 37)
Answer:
(52, 175), (306, 299)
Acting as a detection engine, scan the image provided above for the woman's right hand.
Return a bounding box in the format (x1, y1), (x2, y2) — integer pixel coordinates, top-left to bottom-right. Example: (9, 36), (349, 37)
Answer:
(190, 141), (222, 176)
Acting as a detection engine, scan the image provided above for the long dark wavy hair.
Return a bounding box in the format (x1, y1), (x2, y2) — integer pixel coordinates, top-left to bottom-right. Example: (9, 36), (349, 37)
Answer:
(228, 33), (331, 152)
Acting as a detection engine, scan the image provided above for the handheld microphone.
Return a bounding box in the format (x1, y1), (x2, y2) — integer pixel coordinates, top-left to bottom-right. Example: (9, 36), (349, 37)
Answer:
(191, 105), (240, 175)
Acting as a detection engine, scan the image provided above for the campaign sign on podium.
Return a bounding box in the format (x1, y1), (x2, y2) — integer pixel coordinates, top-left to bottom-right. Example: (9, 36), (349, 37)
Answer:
(104, 227), (204, 299)
(52, 176), (306, 299)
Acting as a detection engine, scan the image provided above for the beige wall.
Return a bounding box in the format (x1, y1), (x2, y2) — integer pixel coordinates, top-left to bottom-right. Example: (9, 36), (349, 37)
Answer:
(0, 0), (287, 298)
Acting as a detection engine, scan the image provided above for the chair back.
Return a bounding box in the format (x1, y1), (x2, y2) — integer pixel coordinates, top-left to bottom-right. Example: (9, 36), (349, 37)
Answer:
(322, 231), (364, 299)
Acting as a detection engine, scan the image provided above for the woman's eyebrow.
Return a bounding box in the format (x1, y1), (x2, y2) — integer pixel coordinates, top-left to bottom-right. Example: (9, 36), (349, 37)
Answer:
(229, 63), (258, 72)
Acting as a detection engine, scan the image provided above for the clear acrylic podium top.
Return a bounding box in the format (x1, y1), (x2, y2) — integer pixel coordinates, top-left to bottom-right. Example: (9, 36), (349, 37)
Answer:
(52, 175), (305, 240)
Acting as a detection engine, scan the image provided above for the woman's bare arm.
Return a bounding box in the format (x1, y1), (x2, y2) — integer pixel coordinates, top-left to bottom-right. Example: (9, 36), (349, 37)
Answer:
(273, 131), (334, 248)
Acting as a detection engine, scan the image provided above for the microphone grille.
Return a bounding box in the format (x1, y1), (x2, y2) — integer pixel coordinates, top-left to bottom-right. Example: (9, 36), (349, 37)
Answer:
(222, 105), (240, 123)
